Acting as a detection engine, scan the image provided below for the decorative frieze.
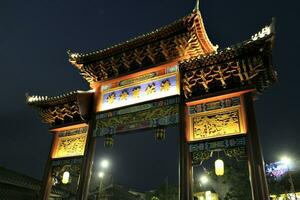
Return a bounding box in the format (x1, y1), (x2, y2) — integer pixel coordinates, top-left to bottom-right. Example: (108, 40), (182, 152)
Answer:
(94, 97), (179, 136)
(190, 136), (247, 165)
(182, 57), (267, 99)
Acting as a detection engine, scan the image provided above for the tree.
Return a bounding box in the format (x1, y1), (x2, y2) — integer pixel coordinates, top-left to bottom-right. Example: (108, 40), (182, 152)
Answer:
(145, 184), (178, 200)
(207, 161), (252, 200)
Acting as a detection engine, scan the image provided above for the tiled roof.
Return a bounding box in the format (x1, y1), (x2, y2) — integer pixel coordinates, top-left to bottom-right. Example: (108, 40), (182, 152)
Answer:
(0, 167), (41, 191)
(180, 19), (275, 69)
(0, 166), (70, 199)
(68, 9), (216, 64)
(67, 7), (217, 84)
(26, 90), (80, 108)
(179, 19), (276, 98)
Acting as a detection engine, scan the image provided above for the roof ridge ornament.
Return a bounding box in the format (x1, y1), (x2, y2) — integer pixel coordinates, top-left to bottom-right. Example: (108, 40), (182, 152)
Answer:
(271, 17), (276, 34)
(251, 19), (275, 41)
(193, 0), (200, 13)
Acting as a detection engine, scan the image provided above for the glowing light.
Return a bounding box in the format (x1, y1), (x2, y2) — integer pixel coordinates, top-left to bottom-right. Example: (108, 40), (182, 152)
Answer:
(200, 175), (208, 184)
(205, 191), (212, 200)
(205, 191), (211, 200)
(62, 171), (70, 184)
(280, 156), (292, 166)
(100, 160), (109, 169)
(215, 159), (224, 176)
(27, 96), (39, 102)
(98, 172), (104, 178)
(70, 53), (79, 59)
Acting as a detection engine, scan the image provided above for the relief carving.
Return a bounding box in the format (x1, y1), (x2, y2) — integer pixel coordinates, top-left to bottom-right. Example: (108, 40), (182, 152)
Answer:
(54, 134), (87, 158)
(192, 109), (241, 140)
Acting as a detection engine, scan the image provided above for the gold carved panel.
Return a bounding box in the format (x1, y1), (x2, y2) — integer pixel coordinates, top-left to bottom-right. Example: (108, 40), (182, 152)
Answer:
(53, 133), (87, 159)
(191, 108), (243, 141)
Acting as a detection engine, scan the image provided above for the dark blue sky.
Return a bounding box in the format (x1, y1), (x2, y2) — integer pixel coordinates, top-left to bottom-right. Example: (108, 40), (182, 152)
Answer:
(0, 0), (299, 188)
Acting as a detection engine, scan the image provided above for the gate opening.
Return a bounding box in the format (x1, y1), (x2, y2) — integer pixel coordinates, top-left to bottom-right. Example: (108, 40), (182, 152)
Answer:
(193, 153), (252, 200)
(88, 126), (179, 199)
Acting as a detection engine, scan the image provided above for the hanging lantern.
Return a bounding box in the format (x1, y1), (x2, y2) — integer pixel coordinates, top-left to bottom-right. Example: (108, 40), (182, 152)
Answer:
(62, 171), (70, 184)
(155, 126), (166, 141)
(104, 134), (114, 148)
(215, 159), (224, 176)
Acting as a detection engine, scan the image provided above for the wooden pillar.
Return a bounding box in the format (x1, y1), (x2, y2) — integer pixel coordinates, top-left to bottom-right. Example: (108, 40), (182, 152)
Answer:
(76, 119), (96, 200)
(40, 134), (55, 200)
(76, 91), (96, 200)
(243, 92), (270, 200)
(179, 95), (193, 200)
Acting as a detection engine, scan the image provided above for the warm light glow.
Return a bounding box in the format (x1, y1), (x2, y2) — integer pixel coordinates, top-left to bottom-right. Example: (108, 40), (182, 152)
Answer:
(215, 159), (224, 176)
(98, 172), (104, 178)
(62, 171), (70, 184)
(27, 95), (47, 102)
(280, 156), (292, 166)
(70, 53), (79, 59)
(205, 191), (212, 200)
(200, 175), (208, 184)
(52, 133), (87, 159)
(100, 160), (109, 169)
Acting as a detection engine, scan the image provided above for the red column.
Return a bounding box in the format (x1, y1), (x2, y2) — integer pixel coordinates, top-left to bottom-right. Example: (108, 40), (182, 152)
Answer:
(243, 92), (270, 200)
(179, 95), (193, 200)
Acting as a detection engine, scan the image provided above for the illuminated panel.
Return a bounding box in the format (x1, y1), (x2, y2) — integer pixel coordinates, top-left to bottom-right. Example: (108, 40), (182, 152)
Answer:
(191, 108), (242, 141)
(187, 96), (246, 142)
(100, 72), (179, 111)
(52, 127), (88, 159)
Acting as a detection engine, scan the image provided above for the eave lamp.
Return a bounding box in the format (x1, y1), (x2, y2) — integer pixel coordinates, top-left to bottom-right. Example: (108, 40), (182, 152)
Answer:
(215, 159), (224, 176)
(62, 171), (70, 184)
(155, 125), (166, 141)
(104, 134), (114, 148)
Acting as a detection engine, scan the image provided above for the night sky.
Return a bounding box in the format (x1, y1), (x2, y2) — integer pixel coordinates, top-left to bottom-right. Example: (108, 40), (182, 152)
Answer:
(1, 0), (300, 190)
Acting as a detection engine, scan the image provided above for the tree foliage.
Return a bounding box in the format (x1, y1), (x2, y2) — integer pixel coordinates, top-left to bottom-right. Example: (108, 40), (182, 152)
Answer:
(145, 184), (178, 200)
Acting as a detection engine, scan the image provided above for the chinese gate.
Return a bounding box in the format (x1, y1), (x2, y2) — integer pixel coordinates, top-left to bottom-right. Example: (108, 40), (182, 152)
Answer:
(27, 2), (277, 200)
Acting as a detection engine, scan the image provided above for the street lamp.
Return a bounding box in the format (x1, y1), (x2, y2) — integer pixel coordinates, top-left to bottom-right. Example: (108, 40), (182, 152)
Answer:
(280, 156), (296, 199)
(97, 159), (111, 200)
(98, 172), (104, 179)
(100, 159), (109, 169)
(98, 171), (105, 200)
(200, 175), (209, 185)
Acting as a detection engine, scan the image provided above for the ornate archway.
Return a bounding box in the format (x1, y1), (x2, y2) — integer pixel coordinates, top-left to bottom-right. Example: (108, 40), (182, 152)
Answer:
(27, 2), (276, 200)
